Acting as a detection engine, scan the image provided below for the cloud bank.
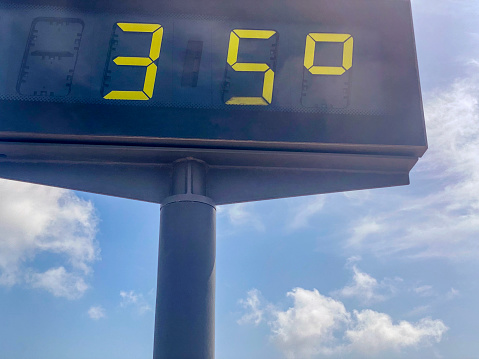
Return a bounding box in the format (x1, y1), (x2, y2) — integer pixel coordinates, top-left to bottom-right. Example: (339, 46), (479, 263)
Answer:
(238, 288), (447, 359)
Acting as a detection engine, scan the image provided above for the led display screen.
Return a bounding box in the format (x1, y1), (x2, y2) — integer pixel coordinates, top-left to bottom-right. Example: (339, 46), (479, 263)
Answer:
(0, 0), (425, 154)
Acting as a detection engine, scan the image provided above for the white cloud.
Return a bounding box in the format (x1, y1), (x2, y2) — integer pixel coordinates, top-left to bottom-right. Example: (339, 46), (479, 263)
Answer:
(334, 266), (385, 304)
(332, 264), (401, 305)
(0, 179), (99, 298)
(27, 266), (88, 299)
(344, 73), (479, 260)
(120, 290), (151, 315)
(88, 305), (106, 320)
(120, 290), (140, 305)
(271, 288), (350, 358)
(237, 289), (264, 326)
(346, 310), (448, 354)
(239, 288), (447, 359)
(218, 203), (265, 231)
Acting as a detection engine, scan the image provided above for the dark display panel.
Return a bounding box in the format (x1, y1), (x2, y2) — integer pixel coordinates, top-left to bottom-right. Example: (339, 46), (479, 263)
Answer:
(0, 0), (425, 152)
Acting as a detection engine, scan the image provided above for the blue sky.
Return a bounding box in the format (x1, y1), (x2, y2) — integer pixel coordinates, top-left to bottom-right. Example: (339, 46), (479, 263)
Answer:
(1, 0), (479, 358)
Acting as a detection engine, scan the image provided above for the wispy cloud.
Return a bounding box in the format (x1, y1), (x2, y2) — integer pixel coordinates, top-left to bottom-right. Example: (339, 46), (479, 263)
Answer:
(344, 72), (479, 260)
(406, 287), (460, 317)
(27, 267), (89, 300)
(332, 262), (401, 305)
(88, 305), (106, 320)
(446, 288), (460, 300)
(345, 255), (361, 266)
(347, 218), (383, 248)
(120, 290), (151, 315)
(407, 305), (432, 317)
(342, 190), (372, 203)
(333, 266), (385, 304)
(288, 196), (325, 230)
(238, 287), (447, 359)
(237, 289), (265, 326)
(218, 203), (265, 231)
(413, 285), (435, 297)
(0, 179), (99, 298)
(412, 0), (479, 16)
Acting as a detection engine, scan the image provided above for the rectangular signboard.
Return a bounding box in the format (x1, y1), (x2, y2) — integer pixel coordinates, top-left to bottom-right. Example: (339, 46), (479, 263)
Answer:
(0, 0), (425, 152)
(0, 0), (427, 203)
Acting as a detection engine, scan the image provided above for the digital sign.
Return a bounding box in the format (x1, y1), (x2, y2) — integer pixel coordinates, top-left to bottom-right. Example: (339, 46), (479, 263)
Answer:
(0, 0), (425, 152)
(5, 5), (373, 112)
(0, 0), (426, 203)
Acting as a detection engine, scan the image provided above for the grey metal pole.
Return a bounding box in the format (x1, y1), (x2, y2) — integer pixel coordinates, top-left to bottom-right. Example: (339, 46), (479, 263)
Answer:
(153, 158), (216, 359)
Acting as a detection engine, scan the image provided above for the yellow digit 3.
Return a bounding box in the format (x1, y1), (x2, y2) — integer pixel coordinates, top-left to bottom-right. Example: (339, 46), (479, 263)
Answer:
(226, 29), (276, 105)
(304, 33), (353, 75)
(104, 23), (163, 100)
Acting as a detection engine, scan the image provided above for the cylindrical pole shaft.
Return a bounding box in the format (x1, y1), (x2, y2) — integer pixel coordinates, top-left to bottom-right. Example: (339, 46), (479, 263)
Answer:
(153, 159), (215, 359)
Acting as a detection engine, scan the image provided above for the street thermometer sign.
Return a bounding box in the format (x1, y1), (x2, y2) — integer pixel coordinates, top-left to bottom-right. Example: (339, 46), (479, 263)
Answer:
(0, 0), (426, 204)
(0, 1), (426, 358)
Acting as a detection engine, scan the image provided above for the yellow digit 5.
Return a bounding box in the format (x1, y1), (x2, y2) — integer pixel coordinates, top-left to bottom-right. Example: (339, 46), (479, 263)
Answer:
(226, 29), (276, 105)
(304, 33), (353, 75)
(104, 23), (163, 100)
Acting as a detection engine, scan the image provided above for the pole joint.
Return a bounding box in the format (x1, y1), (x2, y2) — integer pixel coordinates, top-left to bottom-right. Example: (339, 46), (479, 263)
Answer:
(162, 157), (215, 208)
